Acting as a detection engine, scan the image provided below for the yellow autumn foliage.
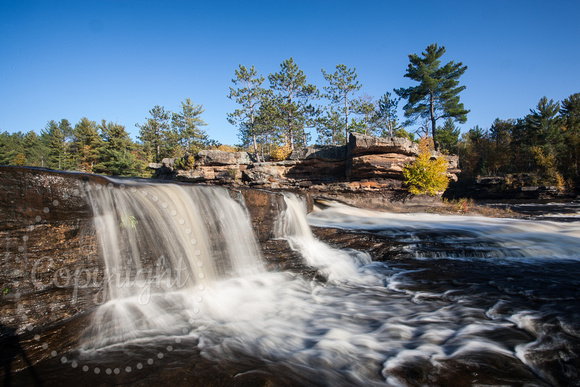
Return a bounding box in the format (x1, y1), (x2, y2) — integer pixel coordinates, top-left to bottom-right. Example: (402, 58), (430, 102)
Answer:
(269, 144), (292, 161)
(403, 138), (449, 196)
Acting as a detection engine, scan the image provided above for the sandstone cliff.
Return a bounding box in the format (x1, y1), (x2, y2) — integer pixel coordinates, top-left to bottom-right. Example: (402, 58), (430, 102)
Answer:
(152, 133), (459, 210)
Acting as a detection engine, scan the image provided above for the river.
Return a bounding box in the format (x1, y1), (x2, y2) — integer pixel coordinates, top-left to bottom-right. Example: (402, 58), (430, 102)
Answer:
(7, 186), (580, 386)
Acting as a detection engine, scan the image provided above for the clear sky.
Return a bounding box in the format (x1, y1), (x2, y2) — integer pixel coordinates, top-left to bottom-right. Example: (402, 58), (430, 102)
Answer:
(1, 0), (579, 145)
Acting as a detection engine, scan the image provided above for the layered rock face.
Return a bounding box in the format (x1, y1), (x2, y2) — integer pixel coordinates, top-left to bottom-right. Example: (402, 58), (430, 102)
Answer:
(153, 133), (459, 210)
(0, 167), (306, 339)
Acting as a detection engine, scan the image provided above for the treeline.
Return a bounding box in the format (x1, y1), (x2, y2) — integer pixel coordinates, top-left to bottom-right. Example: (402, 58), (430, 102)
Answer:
(455, 93), (580, 188)
(227, 58), (410, 161)
(0, 118), (147, 176)
(0, 98), (217, 176)
(227, 44), (470, 161)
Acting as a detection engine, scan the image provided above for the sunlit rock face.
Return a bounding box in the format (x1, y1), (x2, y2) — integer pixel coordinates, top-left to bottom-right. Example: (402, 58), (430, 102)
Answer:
(347, 132), (420, 157)
(150, 133), (460, 211)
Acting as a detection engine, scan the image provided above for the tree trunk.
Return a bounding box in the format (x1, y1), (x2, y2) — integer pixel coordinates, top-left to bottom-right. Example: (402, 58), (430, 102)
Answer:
(430, 92), (439, 150)
(344, 96), (349, 143)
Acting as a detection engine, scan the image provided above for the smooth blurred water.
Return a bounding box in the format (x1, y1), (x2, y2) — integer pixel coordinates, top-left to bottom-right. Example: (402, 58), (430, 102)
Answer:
(75, 187), (580, 386)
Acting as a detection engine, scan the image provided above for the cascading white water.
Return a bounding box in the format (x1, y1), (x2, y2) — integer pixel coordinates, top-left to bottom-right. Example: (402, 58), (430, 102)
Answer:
(307, 201), (580, 260)
(77, 184), (579, 386)
(83, 181), (264, 347)
(275, 193), (370, 281)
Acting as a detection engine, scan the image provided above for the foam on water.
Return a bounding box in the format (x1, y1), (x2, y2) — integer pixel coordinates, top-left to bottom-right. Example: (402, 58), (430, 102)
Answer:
(80, 184), (579, 385)
(275, 193), (371, 281)
(308, 201), (580, 260)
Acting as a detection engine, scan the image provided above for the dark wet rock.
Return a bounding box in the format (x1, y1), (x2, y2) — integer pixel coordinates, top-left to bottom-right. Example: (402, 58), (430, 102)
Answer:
(0, 167), (103, 333)
(236, 187), (286, 242)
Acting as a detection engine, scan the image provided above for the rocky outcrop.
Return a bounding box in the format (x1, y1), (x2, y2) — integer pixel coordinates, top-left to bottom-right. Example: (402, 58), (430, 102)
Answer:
(0, 167), (103, 334)
(347, 134), (419, 157)
(148, 133), (460, 210)
(0, 166), (312, 339)
(196, 150), (252, 166)
(445, 174), (573, 200)
(152, 133), (458, 193)
(347, 153), (415, 179)
(288, 145), (347, 161)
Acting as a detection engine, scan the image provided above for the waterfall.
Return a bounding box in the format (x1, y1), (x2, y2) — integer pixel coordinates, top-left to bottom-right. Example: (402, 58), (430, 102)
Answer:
(69, 184), (579, 386)
(276, 193), (370, 281)
(82, 180), (264, 347)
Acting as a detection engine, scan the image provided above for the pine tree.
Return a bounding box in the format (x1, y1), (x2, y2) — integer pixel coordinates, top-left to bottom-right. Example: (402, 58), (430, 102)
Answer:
(23, 131), (47, 166)
(321, 64), (362, 142)
(435, 118), (460, 154)
(41, 120), (66, 169)
(227, 64), (267, 158)
(137, 105), (172, 162)
(525, 97), (562, 152)
(172, 98), (208, 155)
(395, 43), (469, 147)
(560, 93), (580, 181)
(269, 58), (319, 150)
(0, 131), (25, 165)
(73, 117), (101, 171)
(374, 92), (401, 138)
(94, 121), (137, 176)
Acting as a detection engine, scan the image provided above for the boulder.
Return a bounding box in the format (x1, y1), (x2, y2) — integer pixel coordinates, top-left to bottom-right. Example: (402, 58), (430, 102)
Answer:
(196, 150), (251, 166)
(347, 153), (415, 180)
(348, 133), (419, 157)
(288, 145), (347, 161)
(242, 163), (288, 186)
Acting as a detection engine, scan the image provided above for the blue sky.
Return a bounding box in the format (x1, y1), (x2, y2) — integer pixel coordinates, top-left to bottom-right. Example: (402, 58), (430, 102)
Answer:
(1, 0), (579, 145)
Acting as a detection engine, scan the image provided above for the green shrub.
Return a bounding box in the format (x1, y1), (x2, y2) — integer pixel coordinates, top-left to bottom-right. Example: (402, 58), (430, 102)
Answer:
(174, 154), (195, 170)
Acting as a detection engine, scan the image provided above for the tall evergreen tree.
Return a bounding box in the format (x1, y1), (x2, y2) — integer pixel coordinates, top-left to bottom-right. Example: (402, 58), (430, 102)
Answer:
(435, 117), (460, 154)
(137, 105), (172, 163)
(0, 131), (25, 165)
(395, 43), (469, 146)
(41, 120), (66, 169)
(23, 131), (47, 167)
(560, 93), (580, 181)
(95, 121), (137, 176)
(525, 96), (562, 152)
(268, 57), (319, 150)
(321, 64), (362, 142)
(227, 64), (267, 157)
(374, 91), (401, 138)
(73, 117), (101, 171)
(172, 98), (208, 155)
